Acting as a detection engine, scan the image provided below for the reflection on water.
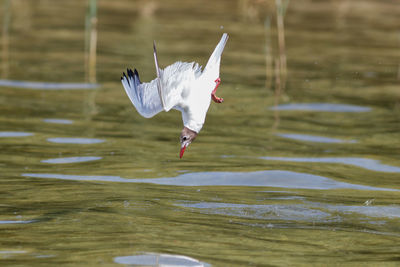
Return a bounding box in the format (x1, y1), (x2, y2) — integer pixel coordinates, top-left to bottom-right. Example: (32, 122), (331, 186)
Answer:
(41, 156), (102, 164)
(0, 80), (99, 90)
(309, 202), (400, 219)
(276, 133), (357, 143)
(0, 220), (35, 224)
(270, 103), (371, 112)
(47, 137), (104, 144)
(0, 251), (27, 254)
(0, 131), (33, 137)
(177, 202), (330, 222)
(261, 157), (400, 173)
(114, 253), (210, 267)
(21, 171), (398, 191)
(177, 201), (400, 224)
(42, 119), (74, 124)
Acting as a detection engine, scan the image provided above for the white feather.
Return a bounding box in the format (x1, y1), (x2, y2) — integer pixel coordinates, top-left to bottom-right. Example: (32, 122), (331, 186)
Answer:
(121, 33), (229, 133)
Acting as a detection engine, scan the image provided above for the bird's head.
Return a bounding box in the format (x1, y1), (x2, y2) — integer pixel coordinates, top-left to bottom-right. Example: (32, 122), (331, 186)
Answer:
(179, 127), (198, 158)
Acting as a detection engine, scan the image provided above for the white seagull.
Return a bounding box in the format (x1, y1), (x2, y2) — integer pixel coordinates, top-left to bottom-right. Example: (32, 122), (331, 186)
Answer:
(121, 33), (229, 158)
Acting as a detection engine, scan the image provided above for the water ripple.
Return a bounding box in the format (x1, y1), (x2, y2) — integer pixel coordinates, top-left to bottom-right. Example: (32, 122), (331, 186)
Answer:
(0, 131), (33, 137)
(309, 202), (400, 219)
(21, 170), (398, 191)
(277, 133), (357, 143)
(270, 103), (371, 112)
(0, 251), (27, 254)
(0, 79), (99, 90)
(114, 253), (210, 266)
(0, 220), (35, 224)
(43, 118), (74, 124)
(261, 157), (400, 173)
(47, 137), (104, 144)
(41, 156), (102, 164)
(177, 202), (330, 222)
(177, 201), (400, 223)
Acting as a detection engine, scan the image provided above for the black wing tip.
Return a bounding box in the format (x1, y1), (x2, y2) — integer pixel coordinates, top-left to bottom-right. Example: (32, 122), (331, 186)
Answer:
(122, 72), (129, 85)
(133, 68), (141, 83)
(122, 68), (138, 76)
(122, 68), (141, 84)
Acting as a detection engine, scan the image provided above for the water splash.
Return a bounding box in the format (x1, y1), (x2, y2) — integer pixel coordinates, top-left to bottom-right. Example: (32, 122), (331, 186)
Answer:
(176, 201), (400, 223)
(177, 202), (330, 222)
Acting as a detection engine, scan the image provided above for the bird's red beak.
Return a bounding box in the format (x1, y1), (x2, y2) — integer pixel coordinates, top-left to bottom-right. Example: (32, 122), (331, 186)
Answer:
(179, 145), (187, 159)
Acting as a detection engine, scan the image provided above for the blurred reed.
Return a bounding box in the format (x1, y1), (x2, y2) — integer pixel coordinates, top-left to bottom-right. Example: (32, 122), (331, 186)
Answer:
(85, 0), (98, 83)
(84, 0), (99, 119)
(275, 0), (289, 92)
(398, 32), (400, 81)
(1, 0), (11, 79)
(264, 17), (273, 90)
(273, 57), (281, 129)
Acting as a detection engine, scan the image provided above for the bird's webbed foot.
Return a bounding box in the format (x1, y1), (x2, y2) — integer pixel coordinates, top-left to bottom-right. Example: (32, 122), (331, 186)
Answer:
(211, 78), (224, 103)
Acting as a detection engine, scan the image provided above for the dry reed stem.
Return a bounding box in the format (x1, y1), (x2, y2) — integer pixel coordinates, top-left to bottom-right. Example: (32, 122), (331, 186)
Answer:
(85, 0), (98, 83)
(273, 57), (281, 129)
(275, 0), (288, 92)
(264, 17), (273, 89)
(1, 0), (11, 79)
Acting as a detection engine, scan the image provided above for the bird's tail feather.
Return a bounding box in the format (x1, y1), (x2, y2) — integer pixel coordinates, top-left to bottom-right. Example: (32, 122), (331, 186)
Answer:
(204, 33), (229, 72)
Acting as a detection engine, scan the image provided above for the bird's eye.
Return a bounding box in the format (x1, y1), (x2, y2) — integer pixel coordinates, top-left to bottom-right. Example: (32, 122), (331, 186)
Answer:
(182, 136), (188, 141)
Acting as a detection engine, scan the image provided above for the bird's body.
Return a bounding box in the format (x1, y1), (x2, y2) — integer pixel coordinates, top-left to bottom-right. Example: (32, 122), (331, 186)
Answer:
(121, 33), (229, 157)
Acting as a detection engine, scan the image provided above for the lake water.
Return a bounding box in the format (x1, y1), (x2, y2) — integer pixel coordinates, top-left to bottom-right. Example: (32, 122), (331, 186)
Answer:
(1, 0), (400, 266)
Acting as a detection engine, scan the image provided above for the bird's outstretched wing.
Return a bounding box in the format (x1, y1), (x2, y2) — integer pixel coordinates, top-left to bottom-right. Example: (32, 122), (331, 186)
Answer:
(204, 33), (229, 73)
(121, 62), (201, 118)
(153, 41), (167, 111)
(121, 69), (164, 118)
(202, 33), (229, 86)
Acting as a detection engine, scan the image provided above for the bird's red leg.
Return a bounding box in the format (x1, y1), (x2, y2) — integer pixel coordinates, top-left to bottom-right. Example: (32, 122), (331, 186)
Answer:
(211, 78), (223, 103)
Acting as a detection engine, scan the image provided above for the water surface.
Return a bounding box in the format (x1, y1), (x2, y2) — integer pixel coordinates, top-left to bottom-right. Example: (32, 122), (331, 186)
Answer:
(41, 156), (102, 164)
(261, 156), (400, 173)
(114, 253), (211, 267)
(276, 133), (356, 143)
(43, 118), (74, 124)
(21, 171), (399, 191)
(47, 137), (105, 144)
(0, 132), (33, 137)
(1, 0), (400, 266)
(270, 103), (371, 112)
(0, 80), (99, 90)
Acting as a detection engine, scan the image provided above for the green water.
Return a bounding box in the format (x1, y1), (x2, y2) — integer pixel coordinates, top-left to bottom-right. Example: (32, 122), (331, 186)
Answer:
(1, 0), (400, 266)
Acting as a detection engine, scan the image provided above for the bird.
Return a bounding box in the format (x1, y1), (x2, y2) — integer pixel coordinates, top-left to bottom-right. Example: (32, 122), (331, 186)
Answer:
(121, 33), (229, 158)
